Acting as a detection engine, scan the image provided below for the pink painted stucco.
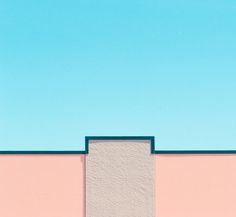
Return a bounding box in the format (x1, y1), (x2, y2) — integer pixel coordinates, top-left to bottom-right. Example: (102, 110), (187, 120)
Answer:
(2, 152), (236, 217)
(156, 154), (236, 217)
(0, 155), (85, 217)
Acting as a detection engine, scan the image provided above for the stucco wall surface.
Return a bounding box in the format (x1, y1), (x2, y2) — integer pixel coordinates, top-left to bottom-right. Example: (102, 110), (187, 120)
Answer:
(156, 154), (236, 217)
(0, 155), (85, 217)
(86, 140), (155, 217)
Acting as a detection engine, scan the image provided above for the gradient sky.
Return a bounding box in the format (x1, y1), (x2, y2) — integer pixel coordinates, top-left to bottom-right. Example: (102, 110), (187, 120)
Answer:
(0, 0), (235, 151)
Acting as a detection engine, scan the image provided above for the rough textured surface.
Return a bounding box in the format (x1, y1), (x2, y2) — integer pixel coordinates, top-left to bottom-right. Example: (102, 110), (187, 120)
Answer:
(86, 140), (155, 217)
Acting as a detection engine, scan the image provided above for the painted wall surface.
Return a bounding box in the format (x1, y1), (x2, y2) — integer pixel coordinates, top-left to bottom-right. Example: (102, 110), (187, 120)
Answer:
(0, 155), (85, 217)
(156, 155), (236, 217)
(2, 142), (236, 217)
(86, 140), (155, 217)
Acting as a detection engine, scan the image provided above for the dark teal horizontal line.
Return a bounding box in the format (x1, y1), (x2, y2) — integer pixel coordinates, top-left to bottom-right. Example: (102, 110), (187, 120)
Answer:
(1, 137), (236, 154)
(0, 151), (86, 154)
(86, 136), (155, 154)
(155, 150), (236, 154)
(85, 136), (155, 140)
(0, 137), (155, 154)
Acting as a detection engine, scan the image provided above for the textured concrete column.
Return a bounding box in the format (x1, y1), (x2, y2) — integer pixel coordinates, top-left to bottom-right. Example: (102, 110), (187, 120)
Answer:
(86, 138), (155, 217)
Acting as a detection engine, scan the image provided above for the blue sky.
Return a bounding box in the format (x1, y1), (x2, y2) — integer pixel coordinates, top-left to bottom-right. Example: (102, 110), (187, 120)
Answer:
(0, 0), (235, 151)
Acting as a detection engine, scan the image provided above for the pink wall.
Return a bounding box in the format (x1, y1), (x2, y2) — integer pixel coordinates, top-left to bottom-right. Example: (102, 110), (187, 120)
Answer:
(156, 155), (236, 217)
(0, 155), (85, 217)
(2, 153), (236, 217)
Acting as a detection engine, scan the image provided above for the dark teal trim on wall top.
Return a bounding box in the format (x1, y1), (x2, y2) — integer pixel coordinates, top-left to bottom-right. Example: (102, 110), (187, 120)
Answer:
(1, 136), (236, 154)
(85, 137), (236, 154)
(84, 137), (236, 154)
(0, 136), (155, 154)
(85, 136), (155, 154)
(155, 150), (236, 154)
(0, 151), (86, 154)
